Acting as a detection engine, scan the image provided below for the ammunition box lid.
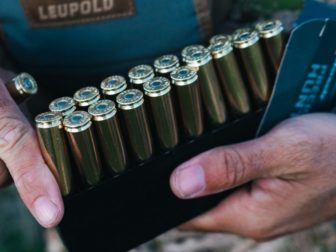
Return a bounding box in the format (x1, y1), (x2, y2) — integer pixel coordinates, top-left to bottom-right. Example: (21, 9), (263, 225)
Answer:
(117, 89), (144, 110)
(181, 45), (212, 67)
(74, 87), (100, 107)
(154, 55), (180, 74)
(209, 34), (233, 45)
(170, 66), (198, 86)
(49, 97), (76, 116)
(12, 72), (38, 96)
(256, 20), (284, 39)
(88, 100), (117, 121)
(35, 111), (62, 129)
(128, 65), (155, 85)
(63, 111), (92, 132)
(233, 28), (259, 49)
(100, 76), (127, 96)
(144, 77), (171, 97)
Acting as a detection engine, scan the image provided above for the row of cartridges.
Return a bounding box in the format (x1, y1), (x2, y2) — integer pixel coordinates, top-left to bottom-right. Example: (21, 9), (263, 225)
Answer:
(6, 20), (284, 196)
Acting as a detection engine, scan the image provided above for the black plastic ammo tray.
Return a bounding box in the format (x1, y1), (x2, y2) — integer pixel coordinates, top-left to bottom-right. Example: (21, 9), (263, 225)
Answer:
(58, 109), (264, 252)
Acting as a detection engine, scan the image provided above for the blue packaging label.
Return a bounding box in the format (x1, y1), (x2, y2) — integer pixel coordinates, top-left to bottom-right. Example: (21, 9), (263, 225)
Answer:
(257, 19), (336, 136)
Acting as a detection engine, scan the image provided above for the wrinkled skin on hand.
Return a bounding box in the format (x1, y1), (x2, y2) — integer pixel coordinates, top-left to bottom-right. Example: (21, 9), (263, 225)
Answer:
(170, 114), (336, 240)
(0, 69), (63, 228)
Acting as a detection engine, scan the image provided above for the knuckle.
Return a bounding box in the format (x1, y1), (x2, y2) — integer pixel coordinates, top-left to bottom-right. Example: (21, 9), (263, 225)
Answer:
(267, 119), (318, 167)
(219, 148), (248, 188)
(0, 118), (32, 153)
(288, 125), (312, 146)
(271, 118), (310, 145)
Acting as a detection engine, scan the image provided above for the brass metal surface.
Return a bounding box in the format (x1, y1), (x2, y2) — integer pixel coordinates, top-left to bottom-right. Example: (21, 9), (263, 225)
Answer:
(144, 77), (179, 149)
(182, 45), (227, 125)
(128, 65), (155, 89)
(35, 112), (72, 196)
(117, 90), (153, 161)
(256, 20), (284, 73)
(63, 111), (102, 186)
(6, 73), (38, 103)
(88, 100), (128, 173)
(233, 28), (270, 103)
(210, 41), (251, 115)
(73, 86), (101, 108)
(100, 75), (127, 100)
(171, 67), (203, 138)
(154, 55), (180, 77)
(49, 97), (76, 117)
(182, 45), (212, 67)
(197, 61), (227, 124)
(209, 34), (233, 45)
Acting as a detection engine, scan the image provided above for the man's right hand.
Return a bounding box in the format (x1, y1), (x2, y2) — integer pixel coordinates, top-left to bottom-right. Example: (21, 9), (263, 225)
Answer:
(0, 70), (63, 228)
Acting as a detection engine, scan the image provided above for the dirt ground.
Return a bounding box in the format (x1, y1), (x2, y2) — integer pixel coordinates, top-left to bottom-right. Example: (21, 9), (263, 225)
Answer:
(45, 220), (336, 252)
(131, 222), (336, 252)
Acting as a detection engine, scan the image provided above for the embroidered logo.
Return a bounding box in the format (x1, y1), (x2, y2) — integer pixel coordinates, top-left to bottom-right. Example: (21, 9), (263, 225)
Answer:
(20, 0), (135, 27)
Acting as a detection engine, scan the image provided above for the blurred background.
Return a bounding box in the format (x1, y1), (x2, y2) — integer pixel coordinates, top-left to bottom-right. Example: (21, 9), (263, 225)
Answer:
(2, 0), (336, 251)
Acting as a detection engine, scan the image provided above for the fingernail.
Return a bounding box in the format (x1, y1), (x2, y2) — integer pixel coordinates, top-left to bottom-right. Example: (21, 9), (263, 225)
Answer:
(34, 196), (59, 227)
(173, 165), (205, 198)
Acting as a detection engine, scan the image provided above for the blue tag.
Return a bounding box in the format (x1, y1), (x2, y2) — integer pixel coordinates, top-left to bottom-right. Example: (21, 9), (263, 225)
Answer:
(296, 0), (336, 26)
(257, 19), (336, 136)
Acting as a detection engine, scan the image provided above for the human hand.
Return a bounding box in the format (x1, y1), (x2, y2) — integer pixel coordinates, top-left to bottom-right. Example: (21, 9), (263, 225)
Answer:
(170, 113), (336, 240)
(0, 70), (63, 228)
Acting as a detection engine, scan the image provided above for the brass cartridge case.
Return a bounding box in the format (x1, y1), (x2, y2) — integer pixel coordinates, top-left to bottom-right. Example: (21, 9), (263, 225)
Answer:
(116, 89), (153, 162)
(100, 75), (127, 100)
(143, 77), (179, 149)
(154, 55), (180, 78)
(88, 100), (128, 174)
(6, 73), (38, 103)
(209, 38), (251, 115)
(209, 34), (233, 45)
(256, 19), (284, 73)
(170, 66), (203, 138)
(182, 45), (227, 125)
(128, 65), (155, 90)
(49, 97), (76, 117)
(73, 86), (100, 108)
(35, 112), (72, 196)
(63, 111), (102, 186)
(233, 28), (270, 104)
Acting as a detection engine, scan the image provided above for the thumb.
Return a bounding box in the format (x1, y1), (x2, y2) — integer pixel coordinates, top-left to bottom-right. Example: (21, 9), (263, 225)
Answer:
(170, 136), (279, 199)
(0, 81), (63, 228)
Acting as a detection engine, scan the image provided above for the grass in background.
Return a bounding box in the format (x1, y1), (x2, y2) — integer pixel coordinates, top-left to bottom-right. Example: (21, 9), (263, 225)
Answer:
(0, 186), (45, 252)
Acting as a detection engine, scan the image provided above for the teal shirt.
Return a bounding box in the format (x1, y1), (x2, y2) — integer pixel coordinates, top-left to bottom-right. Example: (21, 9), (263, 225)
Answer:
(0, 0), (212, 93)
